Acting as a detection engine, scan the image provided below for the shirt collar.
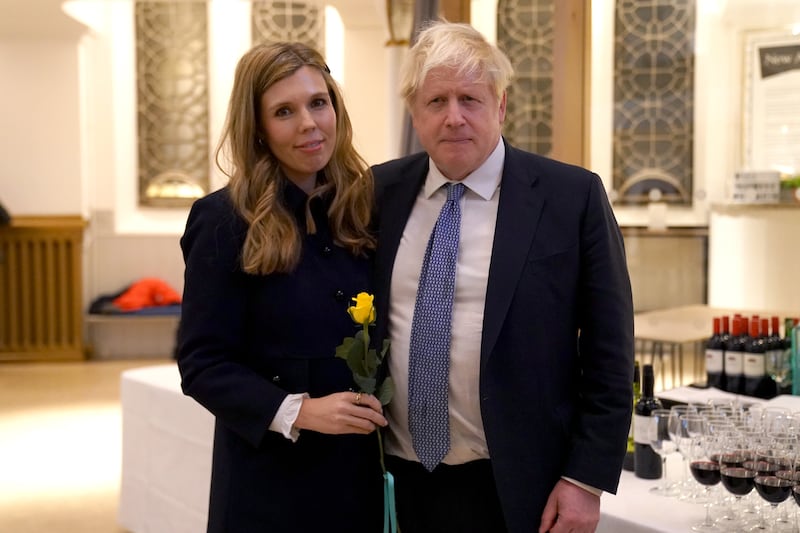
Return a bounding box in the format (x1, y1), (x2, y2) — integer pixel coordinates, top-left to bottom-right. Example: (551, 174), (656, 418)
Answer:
(423, 137), (505, 200)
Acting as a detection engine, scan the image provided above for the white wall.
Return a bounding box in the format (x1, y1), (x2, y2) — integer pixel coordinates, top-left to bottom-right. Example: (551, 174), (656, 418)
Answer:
(708, 206), (800, 311)
(0, 40), (83, 216)
(341, 25), (393, 164)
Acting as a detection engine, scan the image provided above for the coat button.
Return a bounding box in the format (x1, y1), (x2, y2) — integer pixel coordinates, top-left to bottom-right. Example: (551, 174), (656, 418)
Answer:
(322, 245), (332, 256)
(334, 290), (345, 301)
(272, 375), (281, 383)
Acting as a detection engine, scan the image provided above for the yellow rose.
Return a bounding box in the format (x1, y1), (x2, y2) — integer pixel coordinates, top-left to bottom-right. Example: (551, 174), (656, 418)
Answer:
(347, 292), (376, 325)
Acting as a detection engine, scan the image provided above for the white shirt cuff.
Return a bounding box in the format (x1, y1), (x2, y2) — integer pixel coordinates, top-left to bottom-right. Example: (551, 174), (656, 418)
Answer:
(562, 476), (603, 497)
(268, 392), (308, 442)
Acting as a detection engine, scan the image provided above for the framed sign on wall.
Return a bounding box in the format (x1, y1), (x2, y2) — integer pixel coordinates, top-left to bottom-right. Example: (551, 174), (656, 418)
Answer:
(743, 30), (800, 176)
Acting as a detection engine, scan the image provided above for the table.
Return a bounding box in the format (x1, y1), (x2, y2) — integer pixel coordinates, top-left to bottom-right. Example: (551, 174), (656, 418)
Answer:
(598, 466), (706, 533)
(118, 364), (800, 533)
(118, 364), (213, 533)
(601, 384), (800, 533)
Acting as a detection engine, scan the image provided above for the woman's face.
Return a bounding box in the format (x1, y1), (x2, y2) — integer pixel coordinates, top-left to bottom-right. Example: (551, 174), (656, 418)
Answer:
(259, 66), (336, 192)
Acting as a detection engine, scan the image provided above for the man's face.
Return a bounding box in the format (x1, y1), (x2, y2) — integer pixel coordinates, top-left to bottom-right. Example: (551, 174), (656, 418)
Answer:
(410, 67), (506, 181)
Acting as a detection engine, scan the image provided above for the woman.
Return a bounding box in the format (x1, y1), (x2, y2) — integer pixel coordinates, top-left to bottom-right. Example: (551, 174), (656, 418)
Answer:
(176, 42), (386, 532)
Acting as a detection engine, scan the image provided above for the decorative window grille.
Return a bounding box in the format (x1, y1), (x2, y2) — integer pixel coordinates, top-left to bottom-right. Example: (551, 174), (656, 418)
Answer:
(612, 0), (696, 206)
(497, 0), (555, 157)
(251, 1), (324, 50)
(135, 1), (209, 207)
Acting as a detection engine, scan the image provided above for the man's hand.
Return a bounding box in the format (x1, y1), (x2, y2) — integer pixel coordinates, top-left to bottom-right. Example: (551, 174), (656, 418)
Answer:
(538, 479), (600, 533)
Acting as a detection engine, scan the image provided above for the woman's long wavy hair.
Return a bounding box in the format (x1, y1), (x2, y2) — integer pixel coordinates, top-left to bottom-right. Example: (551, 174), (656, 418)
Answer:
(216, 42), (375, 275)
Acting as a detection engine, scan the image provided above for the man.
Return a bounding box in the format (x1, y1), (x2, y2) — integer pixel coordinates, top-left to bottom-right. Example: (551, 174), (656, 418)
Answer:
(372, 21), (634, 533)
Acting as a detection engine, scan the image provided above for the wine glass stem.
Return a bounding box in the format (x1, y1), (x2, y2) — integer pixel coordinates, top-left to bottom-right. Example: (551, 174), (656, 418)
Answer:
(704, 488), (713, 525)
(759, 504), (777, 529)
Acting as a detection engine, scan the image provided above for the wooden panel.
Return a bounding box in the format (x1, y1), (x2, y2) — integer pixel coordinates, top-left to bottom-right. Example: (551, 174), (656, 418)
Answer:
(0, 216), (85, 361)
(440, 0), (470, 22)
(621, 227), (709, 313)
(551, 0), (590, 166)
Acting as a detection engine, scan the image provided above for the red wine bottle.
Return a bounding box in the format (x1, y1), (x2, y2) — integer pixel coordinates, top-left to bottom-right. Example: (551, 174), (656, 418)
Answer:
(768, 316), (783, 364)
(743, 318), (771, 398)
(761, 318), (779, 397)
(725, 316), (747, 394)
(721, 315), (731, 346)
(634, 364), (662, 479)
(706, 317), (726, 389)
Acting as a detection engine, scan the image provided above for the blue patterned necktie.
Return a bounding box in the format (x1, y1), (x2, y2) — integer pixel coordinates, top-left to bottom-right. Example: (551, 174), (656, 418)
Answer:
(408, 182), (465, 472)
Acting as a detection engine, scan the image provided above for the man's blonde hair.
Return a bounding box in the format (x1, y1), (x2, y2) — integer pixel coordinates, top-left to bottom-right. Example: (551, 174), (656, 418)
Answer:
(400, 20), (514, 106)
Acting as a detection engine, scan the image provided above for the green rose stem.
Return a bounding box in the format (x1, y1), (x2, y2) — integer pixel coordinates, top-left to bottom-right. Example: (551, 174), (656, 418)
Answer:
(359, 316), (397, 533)
(360, 320), (388, 476)
(377, 419), (387, 472)
(339, 292), (398, 532)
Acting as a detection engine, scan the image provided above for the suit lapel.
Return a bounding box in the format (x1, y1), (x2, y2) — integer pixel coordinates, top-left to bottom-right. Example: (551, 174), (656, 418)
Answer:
(481, 144), (544, 366)
(374, 158), (428, 335)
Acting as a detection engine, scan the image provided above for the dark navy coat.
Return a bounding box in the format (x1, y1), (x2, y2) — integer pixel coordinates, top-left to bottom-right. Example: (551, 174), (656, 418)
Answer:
(177, 184), (383, 532)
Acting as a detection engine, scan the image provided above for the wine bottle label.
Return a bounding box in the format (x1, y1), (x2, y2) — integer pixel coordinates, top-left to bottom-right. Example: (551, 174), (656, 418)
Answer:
(633, 414), (654, 445)
(743, 353), (765, 378)
(726, 352), (744, 374)
(706, 349), (724, 373)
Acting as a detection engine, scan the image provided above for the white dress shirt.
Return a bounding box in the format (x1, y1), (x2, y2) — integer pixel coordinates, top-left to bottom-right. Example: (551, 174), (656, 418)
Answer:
(384, 139), (504, 464)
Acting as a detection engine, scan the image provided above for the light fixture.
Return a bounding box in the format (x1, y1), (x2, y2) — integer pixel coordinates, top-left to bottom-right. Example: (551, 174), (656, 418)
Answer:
(384, 0), (414, 47)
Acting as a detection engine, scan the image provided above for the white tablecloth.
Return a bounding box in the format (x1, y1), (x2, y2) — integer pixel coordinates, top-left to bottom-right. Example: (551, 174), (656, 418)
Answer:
(598, 464), (705, 533)
(659, 386), (800, 411)
(118, 364), (800, 533)
(118, 363), (213, 533)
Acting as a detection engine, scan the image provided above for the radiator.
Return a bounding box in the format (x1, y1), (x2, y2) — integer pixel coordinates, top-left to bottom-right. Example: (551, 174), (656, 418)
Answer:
(0, 216), (85, 361)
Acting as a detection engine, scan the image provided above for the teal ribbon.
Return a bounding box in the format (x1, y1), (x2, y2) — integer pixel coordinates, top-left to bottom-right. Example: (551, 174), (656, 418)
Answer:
(383, 471), (398, 533)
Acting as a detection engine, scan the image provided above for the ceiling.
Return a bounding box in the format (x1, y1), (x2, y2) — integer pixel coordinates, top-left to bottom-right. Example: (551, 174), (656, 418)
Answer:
(0, 0), (86, 40)
(0, 0), (383, 41)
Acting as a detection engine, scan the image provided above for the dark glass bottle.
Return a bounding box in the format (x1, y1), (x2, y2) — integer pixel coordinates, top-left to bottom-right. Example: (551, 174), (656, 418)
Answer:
(768, 316), (782, 361)
(725, 316), (747, 394)
(743, 318), (775, 398)
(705, 317), (726, 389)
(721, 315), (731, 347)
(622, 362), (641, 471)
(764, 318), (783, 394)
(634, 364), (662, 479)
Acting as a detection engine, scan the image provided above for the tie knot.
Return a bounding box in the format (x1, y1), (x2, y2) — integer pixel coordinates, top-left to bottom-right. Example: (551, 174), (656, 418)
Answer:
(446, 183), (465, 203)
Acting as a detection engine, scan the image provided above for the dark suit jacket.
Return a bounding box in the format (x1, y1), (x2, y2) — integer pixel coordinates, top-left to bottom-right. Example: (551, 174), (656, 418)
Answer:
(177, 185), (382, 532)
(372, 140), (634, 533)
